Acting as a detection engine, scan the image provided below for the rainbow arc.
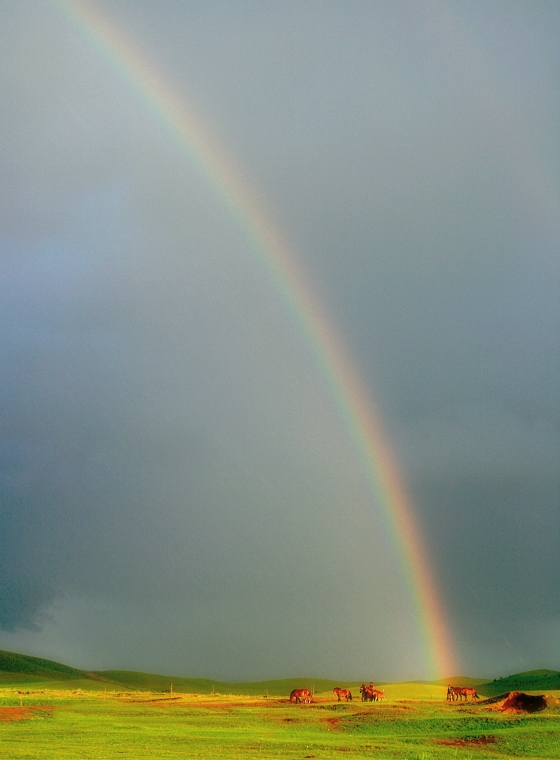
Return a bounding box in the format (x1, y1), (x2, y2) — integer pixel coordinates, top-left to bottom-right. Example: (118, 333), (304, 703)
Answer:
(55, 0), (456, 679)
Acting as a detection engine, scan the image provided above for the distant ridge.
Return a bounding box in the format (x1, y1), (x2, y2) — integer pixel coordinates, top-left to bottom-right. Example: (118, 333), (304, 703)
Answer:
(95, 670), (232, 694)
(430, 676), (489, 688)
(94, 672), (358, 696)
(1, 650), (558, 697)
(0, 651), (355, 694)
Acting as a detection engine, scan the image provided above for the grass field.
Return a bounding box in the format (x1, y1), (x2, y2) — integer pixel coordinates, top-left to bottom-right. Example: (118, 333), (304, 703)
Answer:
(2, 683), (560, 759)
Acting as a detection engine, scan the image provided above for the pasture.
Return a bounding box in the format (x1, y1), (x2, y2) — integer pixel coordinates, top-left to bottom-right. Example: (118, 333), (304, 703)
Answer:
(1, 683), (560, 759)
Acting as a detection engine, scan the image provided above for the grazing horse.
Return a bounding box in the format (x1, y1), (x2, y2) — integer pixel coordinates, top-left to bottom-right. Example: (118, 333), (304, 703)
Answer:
(460, 687), (479, 701)
(290, 688), (312, 704)
(333, 687), (352, 702)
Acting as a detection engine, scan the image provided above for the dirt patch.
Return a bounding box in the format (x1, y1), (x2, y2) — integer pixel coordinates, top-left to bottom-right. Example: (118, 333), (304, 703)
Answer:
(321, 716), (342, 731)
(120, 695), (283, 709)
(438, 735), (496, 747)
(0, 706), (54, 722)
(184, 698), (273, 710)
(208, 699), (277, 709)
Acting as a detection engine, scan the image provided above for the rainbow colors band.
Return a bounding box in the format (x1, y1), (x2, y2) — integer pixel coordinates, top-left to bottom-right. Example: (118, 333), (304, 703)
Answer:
(54, 0), (456, 679)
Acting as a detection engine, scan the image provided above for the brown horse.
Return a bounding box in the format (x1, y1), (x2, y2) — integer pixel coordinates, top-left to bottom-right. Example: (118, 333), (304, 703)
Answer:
(333, 687), (352, 702)
(460, 687), (479, 701)
(447, 685), (464, 701)
(371, 689), (385, 701)
(360, 684), (375, 702)
(290, 688), (312, 704)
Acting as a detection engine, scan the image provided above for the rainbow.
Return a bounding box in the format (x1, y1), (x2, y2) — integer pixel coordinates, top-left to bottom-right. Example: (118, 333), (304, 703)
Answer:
(54, 0), (455, 679)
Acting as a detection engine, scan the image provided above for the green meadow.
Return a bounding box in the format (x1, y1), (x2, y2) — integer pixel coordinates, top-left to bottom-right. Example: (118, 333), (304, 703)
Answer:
(1, 652), (560, 759)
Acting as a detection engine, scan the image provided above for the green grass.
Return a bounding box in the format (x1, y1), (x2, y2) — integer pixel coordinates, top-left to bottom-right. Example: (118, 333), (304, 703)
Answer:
(2, 651), (560, 757)
(1, 685), (560, 759)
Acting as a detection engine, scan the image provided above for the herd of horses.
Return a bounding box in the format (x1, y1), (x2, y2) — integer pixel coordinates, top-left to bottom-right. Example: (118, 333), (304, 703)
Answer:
(289, 684), (385, 704)
(289, 683), (479, 704)
(446, 685), (479, 701)
(358, 684), (386, 702)
(289, 689), (313, 704)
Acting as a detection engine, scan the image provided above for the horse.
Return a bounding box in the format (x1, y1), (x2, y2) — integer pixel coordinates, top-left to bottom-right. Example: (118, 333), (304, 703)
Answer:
(447, 686), (462, 702)
(460, 687), (479, 701)
(372, 689), (385, 701)
(360, 684), (375, 702)
(290, 688), (312, 704)
(333, 687), (352, 702)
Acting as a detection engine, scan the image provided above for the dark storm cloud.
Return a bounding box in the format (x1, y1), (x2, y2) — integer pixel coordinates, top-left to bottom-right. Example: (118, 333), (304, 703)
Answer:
(0, 0), (558, 679)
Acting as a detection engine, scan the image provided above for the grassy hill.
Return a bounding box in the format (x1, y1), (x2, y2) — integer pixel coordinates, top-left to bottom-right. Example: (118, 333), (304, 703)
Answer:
(477, 669), (560, 697)
(0, 652), (357, 695)
(2, 649), (557, 699)
(0, 651), (378, 695)
(0, 650), (106, 684)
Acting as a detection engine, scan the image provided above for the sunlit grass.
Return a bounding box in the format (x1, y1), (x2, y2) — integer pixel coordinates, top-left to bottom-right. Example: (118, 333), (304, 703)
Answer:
(2, 684), (560, 758)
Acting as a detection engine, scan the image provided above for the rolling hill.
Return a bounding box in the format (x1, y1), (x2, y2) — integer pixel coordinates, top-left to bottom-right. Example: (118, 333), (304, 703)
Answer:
(0, 649), (104, 683)
(0, 651), (374, 695)
(432, 676), (489, 687)
(477, 669), (560, 697)
(1, 649), (558, 697)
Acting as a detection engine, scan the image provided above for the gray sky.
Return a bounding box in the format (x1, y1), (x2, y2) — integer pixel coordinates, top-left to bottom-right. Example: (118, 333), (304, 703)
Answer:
(0, 0), (558, 681)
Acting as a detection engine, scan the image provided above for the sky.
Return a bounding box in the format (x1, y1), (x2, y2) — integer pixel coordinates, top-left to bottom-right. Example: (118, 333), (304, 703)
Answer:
(0, 0), (558, 683)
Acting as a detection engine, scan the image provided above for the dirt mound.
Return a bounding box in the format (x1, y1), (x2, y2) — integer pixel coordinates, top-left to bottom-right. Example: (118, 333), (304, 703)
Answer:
(501, 692), (547, 712)
(482, 691), (547, 713)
